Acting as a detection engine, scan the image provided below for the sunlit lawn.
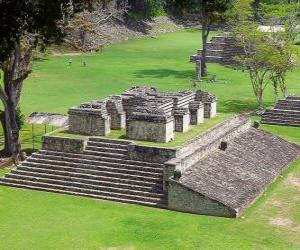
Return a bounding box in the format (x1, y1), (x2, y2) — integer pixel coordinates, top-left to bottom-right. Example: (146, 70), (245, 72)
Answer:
(0, 29), (299, 249)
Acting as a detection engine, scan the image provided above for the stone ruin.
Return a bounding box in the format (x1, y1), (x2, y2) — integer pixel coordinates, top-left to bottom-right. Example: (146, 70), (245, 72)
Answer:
(190, 35), (245, 78)
(261, 95), (300, 127)
(68, 87), (218, 143)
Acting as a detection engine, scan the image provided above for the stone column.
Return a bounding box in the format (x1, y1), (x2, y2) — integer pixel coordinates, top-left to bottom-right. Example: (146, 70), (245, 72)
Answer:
(189, 101), (204, 125)
(196, 60), (202, 80)
(173, 108), (190, 133)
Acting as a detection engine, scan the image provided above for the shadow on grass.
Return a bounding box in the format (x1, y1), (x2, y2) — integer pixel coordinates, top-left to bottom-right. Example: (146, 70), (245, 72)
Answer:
(134, 69), (194, 79)
(218, 99), (258, 114)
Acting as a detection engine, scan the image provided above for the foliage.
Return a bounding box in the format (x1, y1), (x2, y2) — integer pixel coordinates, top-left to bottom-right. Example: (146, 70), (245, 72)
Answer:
(170, 0), (235, 76)
(231, 0), (298, 109)
(15, 107), (25, 131)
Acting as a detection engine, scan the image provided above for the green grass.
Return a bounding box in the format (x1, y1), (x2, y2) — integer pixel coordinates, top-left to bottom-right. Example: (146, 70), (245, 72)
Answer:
(104, 113), (232, 147)
(0, 29), (300, 249)
(0, 158), (299, 249)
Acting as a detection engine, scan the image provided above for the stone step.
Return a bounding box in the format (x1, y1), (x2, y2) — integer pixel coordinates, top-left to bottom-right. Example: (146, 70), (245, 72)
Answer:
(261, 117), (300, 125)
(29, 155), (163, 173)
(17, 165), (162, 185)
(262, 115), (300, 121)
(206, 43), (226, 50)
(0, 178), (167, 207)
(275, 102), (300, 107)
(6, 172), (163, 198)
(86, 140), (129, 150)
(261, 120), (300, 127)
(10, 168), (162, 189)
(37, 150), (162, 167)
(263, 112), (300, 119)
(22, 161), (162, 179)
(84, 145), (128, 155)
(287, 96), (300, 101)
(88, 137), (131, 145)
(83, 149), (129, 159)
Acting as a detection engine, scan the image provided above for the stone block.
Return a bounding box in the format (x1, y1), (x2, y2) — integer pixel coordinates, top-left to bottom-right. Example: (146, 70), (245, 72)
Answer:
(68, 109), (111, 136)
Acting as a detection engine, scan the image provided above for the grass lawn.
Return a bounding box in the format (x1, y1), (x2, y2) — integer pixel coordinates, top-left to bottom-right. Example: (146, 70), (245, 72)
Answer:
(0, 29), (300, 249)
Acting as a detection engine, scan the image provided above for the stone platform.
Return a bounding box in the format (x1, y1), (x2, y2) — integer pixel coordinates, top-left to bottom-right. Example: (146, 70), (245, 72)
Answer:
(0, 115), (298, 217)
(261, 96), (300, 127)
(68, 87), (217, 142)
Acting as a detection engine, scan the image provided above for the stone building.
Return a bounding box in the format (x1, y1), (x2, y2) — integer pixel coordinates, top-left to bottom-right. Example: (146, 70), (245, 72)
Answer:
(68, 87), (216, 142)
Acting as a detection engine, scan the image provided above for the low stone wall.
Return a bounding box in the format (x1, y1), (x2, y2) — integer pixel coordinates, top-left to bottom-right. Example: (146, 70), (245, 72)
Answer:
(42, 135), (88, 153)
(168, 179), (237, 217)
(128, 144), (177, 164)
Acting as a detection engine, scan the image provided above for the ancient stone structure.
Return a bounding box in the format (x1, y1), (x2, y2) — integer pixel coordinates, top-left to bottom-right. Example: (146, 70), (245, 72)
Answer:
(195, 90), (217, 118)
(0, 88), (298, 217)
(68, 101), (111, 136)
(261, 95), (300, 127)
(190, 35), (245, 69)
(0, 115), (299, 218)
(69, 87), (214, 142)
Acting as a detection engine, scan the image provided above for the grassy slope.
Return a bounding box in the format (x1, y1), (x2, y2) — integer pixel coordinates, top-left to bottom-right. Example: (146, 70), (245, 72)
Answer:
(0, 30), (299, 249)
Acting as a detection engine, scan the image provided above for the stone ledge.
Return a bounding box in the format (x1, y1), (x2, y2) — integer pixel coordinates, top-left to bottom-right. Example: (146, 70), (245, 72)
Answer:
(42, 135), (88, 153)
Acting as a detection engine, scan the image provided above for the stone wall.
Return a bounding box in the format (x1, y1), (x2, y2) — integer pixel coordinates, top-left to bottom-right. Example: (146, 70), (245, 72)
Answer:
(127, 119), (174, 143)
(168, 179), (237, 217)
(42, 135), (88, 153)
(128, 144), (177, 163)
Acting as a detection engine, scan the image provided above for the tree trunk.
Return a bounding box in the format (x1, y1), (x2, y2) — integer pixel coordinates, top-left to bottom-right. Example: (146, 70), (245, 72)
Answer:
(0, 41), (31, 163)
(0, 111), (10, 156)
(2, 92), (22, 162)
(201, 16), (210, 77)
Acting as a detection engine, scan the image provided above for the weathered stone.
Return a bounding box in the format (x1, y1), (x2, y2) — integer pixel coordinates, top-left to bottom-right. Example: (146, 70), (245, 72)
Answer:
(173, 108), (190, 132)
(189, 101), (204, 125)
(42, 135), (87, 153)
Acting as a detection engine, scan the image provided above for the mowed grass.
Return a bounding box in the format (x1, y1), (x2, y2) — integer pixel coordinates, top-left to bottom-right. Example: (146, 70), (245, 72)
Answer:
(0, 158), (299, 249)
(1, 29), (300, 150)
(0, 29), (300, 249)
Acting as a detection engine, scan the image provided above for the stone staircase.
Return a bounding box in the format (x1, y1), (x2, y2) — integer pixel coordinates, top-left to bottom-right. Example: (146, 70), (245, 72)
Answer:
(0, 137), (167, 208)
(261, 97), (300, 127)
(190, 35), (244, 65)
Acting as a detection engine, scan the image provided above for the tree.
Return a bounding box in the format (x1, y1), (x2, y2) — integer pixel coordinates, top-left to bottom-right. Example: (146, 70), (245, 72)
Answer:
(0, 0), (78, 162)
(66, 1), (128, 51)
(171, 0), (234, 76)
(232, 0), (297, 110)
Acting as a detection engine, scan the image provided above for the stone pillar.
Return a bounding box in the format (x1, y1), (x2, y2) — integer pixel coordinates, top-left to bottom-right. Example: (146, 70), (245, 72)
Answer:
(195, 90), (217, 119)
(204, 101), (217, 118)
(195, 60), (202, 80)
(106, 98), (126, 130)
(173, 108), (190, 133)
(189, 101), (204, 125)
